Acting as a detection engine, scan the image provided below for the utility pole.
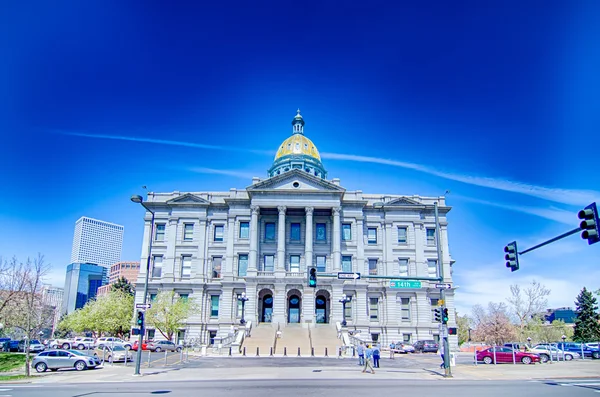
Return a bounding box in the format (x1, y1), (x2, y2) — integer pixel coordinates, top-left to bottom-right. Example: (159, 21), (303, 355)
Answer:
(434, 200), (452, 377)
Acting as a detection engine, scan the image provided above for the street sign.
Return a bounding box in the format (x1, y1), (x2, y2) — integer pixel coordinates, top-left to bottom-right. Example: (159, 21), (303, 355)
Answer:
(389, 280), (422, 289)
(338, 272), (361, 280)
(135, 303), (152, 310)
(435, 283), (452, 289)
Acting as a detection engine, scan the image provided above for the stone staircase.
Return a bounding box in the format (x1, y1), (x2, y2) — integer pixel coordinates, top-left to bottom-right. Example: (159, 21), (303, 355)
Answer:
(242, 323), (276, 356)
(275, 324), (311, 356)
(310, 324), (340, 356)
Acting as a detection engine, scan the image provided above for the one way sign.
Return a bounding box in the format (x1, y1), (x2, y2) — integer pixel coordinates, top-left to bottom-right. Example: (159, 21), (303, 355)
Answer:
(338, 272), (361, 280)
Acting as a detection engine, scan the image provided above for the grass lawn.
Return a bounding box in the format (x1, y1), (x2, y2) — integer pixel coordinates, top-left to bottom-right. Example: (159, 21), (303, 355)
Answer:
(0, 375), (28, 381)
(0, 353), (26, 372)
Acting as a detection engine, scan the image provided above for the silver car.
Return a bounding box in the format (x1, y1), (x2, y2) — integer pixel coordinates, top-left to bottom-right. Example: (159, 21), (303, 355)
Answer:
(32, 349), (101, 372)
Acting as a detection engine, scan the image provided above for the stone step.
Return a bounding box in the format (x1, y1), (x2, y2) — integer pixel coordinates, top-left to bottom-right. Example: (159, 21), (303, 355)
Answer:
(310, 324), (340, 355)
(276, 325), (310, 356)
(242, 324), (276, 356)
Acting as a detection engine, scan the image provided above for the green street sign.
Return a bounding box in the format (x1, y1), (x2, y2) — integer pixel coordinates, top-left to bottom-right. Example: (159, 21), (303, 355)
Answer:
(389, 280), (422, 289)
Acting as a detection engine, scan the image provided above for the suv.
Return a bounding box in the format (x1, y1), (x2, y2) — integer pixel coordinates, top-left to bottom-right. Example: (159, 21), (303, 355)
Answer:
(72, 337), (96, 350)
(413, 340), (439, 353)
(95, 337), (132, 350)
(48, 338), (74, 349)
(146, 340), (182, 352)
(553, 342), (600, 359)
(503, 343), (528, 351)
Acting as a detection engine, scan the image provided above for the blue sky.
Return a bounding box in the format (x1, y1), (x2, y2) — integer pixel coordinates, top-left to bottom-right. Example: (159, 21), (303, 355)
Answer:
(1, 1), (599, 314)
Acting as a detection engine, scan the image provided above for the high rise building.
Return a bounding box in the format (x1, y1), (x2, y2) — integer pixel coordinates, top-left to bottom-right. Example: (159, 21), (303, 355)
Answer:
(41, 285), (64, 337)
(62, 263), (107, 314)
(97, 261), (140, 296)
(70, 217), (124, 270)
(133, 110), (456, 349)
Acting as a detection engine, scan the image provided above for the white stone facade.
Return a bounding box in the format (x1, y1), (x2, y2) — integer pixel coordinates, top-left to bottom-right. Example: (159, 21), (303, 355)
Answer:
(133, 170), (457, 347)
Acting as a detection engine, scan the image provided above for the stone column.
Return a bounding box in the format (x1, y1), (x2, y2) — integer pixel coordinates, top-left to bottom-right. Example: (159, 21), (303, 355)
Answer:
(357, 218), (365, 274)
(304, 207), (314, 269)
(385, 221), (393, 275)
(248, 205), (259, 273)
(164, 219), (178, 280)
(225, 216), (235, 277)
(195, 220), (207, 280)
(332, 207), (341, 271)
(277, 206), (286, 271)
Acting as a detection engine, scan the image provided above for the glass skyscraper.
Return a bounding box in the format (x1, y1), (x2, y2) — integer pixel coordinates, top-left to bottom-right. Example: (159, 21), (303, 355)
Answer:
(62, 263), (107, 314)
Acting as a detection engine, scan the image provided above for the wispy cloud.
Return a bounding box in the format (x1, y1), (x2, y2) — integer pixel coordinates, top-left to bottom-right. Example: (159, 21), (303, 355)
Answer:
(451, 195), (576, 225)
(321, 152), (600, 206)
(188, 167), (258, 180)
(57, 131), (600, 206)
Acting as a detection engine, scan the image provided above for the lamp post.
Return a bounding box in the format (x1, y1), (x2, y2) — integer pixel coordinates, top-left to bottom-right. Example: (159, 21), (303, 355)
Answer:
(527, 337), (532, 348)
(561, 335), (566, 361)
(131, 194), (155, 376)
(468, 328), (472, 342)
(339, 296), (352, 327)
(238, 292), (249, 325)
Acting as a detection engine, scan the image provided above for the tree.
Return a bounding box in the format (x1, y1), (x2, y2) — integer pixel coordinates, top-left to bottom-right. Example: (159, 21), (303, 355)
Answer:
(506, 280), (550, 341)
(455, 311), (472, 345)
(111, 276), (134, 296)
(145, 290), (198, 341)
(471, 302), (517, 345)
(573, 287), (600, 342)
(58, 290), (134, 337)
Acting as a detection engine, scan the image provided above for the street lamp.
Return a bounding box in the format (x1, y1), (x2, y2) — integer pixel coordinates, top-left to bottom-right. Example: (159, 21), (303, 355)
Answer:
(468, 328), (472, 342)
(238, 292), (249, 325)
(131, 194), (156, 376)
(339, 296), (352, 327)
(527, 337), (532, 348)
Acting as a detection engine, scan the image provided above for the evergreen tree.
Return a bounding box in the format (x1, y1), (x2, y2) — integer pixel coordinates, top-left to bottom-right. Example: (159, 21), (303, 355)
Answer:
(111, 276), (134, 296)
(573, 287), (600, 342)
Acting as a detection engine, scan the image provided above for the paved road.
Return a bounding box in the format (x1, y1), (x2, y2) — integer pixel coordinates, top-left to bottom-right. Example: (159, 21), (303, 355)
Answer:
(2, 379), (600, 397)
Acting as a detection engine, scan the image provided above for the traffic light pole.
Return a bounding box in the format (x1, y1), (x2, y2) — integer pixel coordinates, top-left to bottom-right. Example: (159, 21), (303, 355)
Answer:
(518, 227), (581, 255)
(434, 201), (452, 377)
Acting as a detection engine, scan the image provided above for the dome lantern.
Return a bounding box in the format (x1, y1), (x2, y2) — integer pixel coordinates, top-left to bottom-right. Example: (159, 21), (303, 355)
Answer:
(292, 108), (305, 134)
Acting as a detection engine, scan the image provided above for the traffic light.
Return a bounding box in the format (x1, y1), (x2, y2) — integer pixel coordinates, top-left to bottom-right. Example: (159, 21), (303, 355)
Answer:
(442, 308), (449, 324)
(308, 267), (317, 288)
(504, 241), (519, 272)
(578, 202), (599, 245)
(448, 327), (457, 335)
(433, 308), (441, 322)
(137, 311), (144, 327)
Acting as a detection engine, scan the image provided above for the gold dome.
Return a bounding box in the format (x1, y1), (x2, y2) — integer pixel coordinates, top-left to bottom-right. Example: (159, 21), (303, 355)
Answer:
(274, 134), (321, 161)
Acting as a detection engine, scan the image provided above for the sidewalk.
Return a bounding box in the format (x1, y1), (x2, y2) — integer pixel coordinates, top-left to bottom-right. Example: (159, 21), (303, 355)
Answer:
(12, 359), (598, 384)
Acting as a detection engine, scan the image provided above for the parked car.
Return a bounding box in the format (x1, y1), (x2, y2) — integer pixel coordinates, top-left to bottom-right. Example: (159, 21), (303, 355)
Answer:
(503, 342), (528, 351)
(72, 337), (96, 350)
(48, 338), (74, 349)
(413, 340), (439, 353)
(477, 346), (540, 364)
(93, 344), (133, 363)
(18, 339), (45, 353)
(527, 345), (579, 362)
(392, 343), (415, 353)
(539, 342), (600, 359)
(146, 340), (182, 352)
(95, 337), (132, 350)
(32, 349), (101, 372)
(3, 340), (20, 352)
(132, 340), (152, 351)
(586, 342), (600, 350)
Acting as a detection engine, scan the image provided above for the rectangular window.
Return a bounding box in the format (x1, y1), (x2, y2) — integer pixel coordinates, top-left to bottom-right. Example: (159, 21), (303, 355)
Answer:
(289, 255), (300, 272)
(181, 256), (192, 278)
(214, 225), (224, 242)
(290, 223), (301, 241)
(239, 222), (249, 239)
(179, 294), (189, 302)
(342, 256), (352, 272)
(149, 294), (157, 301)
(403, 334), (411, 344)
(152, 256), (163, 278)
(210, 295), (219, 317)
(316, 255), (326, 273)
(431, 298), (439, 321)
(265, 222), (276, 240)
(238, 254), (248, 277)
(316, 223), (326, 241)
(344, 296), (352, 319)
(184, 223), (194, 241)
(397, 227), (407, 244)
(401, 297), (410, 321)
(342, 223), (352, 241)
(367, 228), (377, 244)
(369, 297), (379, 320)
(398, 258), (409, 277)
(426, 228), (436, 245)
(155, 224), (165, 241)
(368, 259), (378, 275)
(263, 255), (274, 272)
(427, 259), (438, 278)
(212, 257), (222, 278)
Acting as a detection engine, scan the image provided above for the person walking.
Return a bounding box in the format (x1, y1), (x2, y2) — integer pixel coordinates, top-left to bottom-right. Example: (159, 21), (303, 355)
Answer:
(362, 344), (375, 374)
(389, 341), (396, 359)
(439, 341), (445, 369)
(373, 343), (381, 368)
(357, 342), (365, 366)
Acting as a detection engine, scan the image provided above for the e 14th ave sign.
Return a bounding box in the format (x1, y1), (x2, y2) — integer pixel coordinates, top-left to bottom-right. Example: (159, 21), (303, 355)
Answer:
(390, 280), (422, 289)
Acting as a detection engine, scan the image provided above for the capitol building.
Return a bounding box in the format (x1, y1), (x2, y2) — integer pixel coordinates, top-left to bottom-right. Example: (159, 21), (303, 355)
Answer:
(134, 110), (457, 351)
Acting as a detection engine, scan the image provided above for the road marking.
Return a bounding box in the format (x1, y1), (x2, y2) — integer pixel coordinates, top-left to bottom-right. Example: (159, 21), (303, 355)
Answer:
(559, 384), (573, 386)
(0, 390), (11, 392)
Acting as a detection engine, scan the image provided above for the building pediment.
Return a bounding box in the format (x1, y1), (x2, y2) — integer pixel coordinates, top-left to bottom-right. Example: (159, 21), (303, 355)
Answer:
(166, 193), (210, 206)
(385, 197), (422, 206)
(247, 169), (345, 194)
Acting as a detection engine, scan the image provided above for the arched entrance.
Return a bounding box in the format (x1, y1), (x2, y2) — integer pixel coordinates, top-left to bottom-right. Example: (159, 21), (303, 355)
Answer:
(315, 290), (331, 324)
(286, 290), (302, 323)
(258, 289), (274, 323)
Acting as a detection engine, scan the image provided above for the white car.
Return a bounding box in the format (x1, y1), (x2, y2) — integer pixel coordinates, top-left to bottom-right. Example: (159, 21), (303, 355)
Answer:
(95, 337), (131, 350)
(72, 337), (96, 350)
(48, 339), (74, 349)
(529, 345), (579, 362)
